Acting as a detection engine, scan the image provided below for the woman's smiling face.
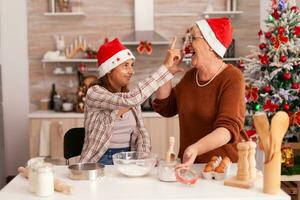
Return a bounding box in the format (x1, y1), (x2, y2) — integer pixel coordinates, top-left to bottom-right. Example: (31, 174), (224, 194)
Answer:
(189, 25), (213, 68)
(108, 59), (135, 88)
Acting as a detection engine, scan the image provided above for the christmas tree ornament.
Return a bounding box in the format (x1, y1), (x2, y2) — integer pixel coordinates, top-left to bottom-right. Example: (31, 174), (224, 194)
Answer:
(259, 54), (269, 65)
(281, 147), (294, 167)
(278, 26), (285, 34)
(255, 104), (261, 111)
(291, 6), (298, 12)
(294, 26), (300, 37)
(265, 32), (272, 39)
(283, 103), (290, 111)
(263, 85), (271, 93)
(246, 85), (259, 102)
(283, 72), (291, 80)
(271, 10), (280, 20)
(290, 111), (300, 127)
(258, 30), (263, 38)
(291, 82), (299, 89)
(263, 99), (279, 112)
(280, 55), (287, 62)
(278, 0), (286, 11)
(259, 43), (266, 50)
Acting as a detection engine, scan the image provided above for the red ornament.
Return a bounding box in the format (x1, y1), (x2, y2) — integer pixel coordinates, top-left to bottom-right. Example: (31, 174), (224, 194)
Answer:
(294, 26), (300, 37)
(258, 30), (263, 38)
(291, 6), (298, 12)
(265, 32), (272, 39)
(271, 34), (289, 49)
(246, 85), (259, 102)
(263, 85), (271, 93)
(259, 54), (269, 65)
(278, 26), (285, 34)
(263, 99), (279, 112)
(283, 72), (291, 80)
(290, 111), (300, 127)
(272, 10), (280, 19)
(137, 41), (153, 55)
(259, 43), (266, 50)
(280, 55), (287, 62)
(291, 82), (299, 89)
(283, 103), (290, 111)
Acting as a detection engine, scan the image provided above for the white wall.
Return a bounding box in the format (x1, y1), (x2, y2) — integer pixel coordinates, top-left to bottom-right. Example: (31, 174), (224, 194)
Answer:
(0, 0), (29, 176)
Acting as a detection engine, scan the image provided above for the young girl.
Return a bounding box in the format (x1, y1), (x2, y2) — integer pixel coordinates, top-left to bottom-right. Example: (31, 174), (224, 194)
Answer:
(79, 38), (182, 164)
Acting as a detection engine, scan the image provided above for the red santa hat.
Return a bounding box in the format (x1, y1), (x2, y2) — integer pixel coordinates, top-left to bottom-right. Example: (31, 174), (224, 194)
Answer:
(195, 17), (233, 58)
(97, 38), (135, 78)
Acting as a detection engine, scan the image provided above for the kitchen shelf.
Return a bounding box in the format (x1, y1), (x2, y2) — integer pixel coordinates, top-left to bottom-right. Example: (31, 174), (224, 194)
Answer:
(42, 58), (97, 63)
(203, 11), (243, 18)
(44, 12), (86, 16)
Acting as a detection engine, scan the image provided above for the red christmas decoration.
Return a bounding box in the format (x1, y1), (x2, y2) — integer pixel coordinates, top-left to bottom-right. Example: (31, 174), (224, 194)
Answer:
(290, 111), (300, 127)
(137, 41), (153, 55)
(278, 26), (285, 34)
(258, 30), (263, 38)
(294, 26), (300, 37)
(283, 103), (290, 111)
(263, 85), (271, 93)
(265, 32), (272, 39)
(246, 129), (256, 138)
(246, 85), (259, 102)
(291, 6), (299, 12)
(291, 82), (299, 89)
(271, 34), (289, 49)
(271, 10), (280, 20)
(259, 43), (266, 50)
(263, 99), (279, 112)
(280, 55), (287, 62)
(283, 72), (291, 80)
(259, 54), (269, 65)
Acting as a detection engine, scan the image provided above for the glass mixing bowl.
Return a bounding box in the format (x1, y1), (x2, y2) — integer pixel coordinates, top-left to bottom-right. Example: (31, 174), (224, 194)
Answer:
(112, 151), (157, 177)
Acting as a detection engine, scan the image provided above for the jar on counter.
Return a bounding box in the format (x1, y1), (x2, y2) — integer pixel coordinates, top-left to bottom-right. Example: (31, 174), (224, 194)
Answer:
(27, 157), (45, 193)
(35, 163), (54, 197)
(157, 158), (181, 182)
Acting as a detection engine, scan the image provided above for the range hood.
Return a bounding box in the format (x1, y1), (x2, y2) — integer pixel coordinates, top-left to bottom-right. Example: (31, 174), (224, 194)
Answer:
(122, 0), (169, 45)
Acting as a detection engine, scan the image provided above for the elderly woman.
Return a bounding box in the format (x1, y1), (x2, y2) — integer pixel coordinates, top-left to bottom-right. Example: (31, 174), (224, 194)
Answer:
(153, 17), (247, 166)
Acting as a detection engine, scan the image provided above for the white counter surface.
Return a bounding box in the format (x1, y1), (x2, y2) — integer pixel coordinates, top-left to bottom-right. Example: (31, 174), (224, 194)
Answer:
(0, 164), (290, 200)
(28, 110), (164, 119)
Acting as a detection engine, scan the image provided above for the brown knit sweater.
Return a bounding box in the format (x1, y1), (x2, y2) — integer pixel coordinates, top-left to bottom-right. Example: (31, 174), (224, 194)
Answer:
(153, 65), (247, 163)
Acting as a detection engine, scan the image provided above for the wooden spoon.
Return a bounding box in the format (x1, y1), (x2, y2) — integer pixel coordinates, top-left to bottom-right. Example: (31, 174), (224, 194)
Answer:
(253, 112), (270, 158)
(166, 136), (176, 163)
(268, 111), (290, 162)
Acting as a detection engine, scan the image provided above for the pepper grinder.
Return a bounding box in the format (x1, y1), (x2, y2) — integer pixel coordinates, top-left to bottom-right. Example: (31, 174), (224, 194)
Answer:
(247, 140), (257, 180)
(237, 141), (250, 181)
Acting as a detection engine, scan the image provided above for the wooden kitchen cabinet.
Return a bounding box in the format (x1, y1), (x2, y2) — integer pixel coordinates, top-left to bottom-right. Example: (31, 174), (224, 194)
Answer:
(143, 117), (180, 159)
(29, 112), (180, 162)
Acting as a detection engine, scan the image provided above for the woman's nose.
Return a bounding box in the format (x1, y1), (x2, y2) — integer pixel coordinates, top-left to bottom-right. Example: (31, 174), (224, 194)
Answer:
(128, 66), (134, 74)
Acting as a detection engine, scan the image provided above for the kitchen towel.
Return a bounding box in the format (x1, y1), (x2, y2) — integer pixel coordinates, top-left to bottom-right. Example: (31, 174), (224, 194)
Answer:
(39, 120), (52, 157)
(50, 121), (64, 159)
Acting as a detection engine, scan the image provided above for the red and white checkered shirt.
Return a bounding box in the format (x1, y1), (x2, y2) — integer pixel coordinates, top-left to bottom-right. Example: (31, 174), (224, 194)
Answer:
(80, 65), (173, 163)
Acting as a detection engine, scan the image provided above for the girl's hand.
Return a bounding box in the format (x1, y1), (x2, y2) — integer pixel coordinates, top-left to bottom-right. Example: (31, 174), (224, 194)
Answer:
(117, 107), (130, 118)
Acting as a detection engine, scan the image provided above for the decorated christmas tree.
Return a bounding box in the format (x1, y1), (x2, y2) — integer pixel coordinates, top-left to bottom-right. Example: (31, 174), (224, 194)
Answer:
(242, 0), (300, 140)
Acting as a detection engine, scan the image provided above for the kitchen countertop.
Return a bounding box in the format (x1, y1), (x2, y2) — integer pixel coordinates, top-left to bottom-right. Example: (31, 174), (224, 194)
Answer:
(28, 110), (166, 119)
(0, 164), (290, 200)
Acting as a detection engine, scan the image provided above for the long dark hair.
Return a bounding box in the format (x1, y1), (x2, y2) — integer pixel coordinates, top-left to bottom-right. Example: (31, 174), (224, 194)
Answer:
(89, 74), (129, 93)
